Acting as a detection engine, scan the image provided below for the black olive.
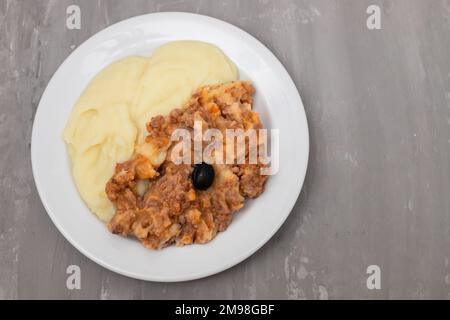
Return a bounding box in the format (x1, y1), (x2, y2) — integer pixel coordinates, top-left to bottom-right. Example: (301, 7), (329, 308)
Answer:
(192, 163), (215, 190)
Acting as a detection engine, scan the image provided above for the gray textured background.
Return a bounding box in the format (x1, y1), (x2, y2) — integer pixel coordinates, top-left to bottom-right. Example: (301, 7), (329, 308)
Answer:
(1, 0), (450, 299)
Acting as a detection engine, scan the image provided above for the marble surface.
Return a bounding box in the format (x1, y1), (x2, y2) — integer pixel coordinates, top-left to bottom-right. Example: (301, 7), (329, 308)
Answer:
(1, 0), (450, 299)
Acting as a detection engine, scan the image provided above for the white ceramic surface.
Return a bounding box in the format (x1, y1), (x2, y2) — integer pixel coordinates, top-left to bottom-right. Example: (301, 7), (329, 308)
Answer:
(31, 12), (309, 282)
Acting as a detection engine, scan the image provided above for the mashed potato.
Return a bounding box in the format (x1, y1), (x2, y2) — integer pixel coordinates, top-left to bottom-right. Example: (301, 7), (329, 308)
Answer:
(63, 41), (238, 221)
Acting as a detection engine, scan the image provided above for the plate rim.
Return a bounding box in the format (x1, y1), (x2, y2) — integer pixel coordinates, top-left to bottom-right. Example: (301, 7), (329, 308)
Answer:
(31, 11), (309, 282)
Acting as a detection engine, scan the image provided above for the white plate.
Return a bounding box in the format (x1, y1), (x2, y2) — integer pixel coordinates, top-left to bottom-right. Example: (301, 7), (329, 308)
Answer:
(31, 12), (309, 282)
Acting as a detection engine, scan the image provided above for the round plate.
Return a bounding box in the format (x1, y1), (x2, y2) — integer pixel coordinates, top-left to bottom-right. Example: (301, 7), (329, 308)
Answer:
(31, 12), (309, 282)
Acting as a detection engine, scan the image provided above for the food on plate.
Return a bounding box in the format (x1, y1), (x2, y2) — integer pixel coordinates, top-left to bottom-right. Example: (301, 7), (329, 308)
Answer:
(106, 81), (269, 249)
(63, 41), (238, 221)
(63, 40), (269, 249)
